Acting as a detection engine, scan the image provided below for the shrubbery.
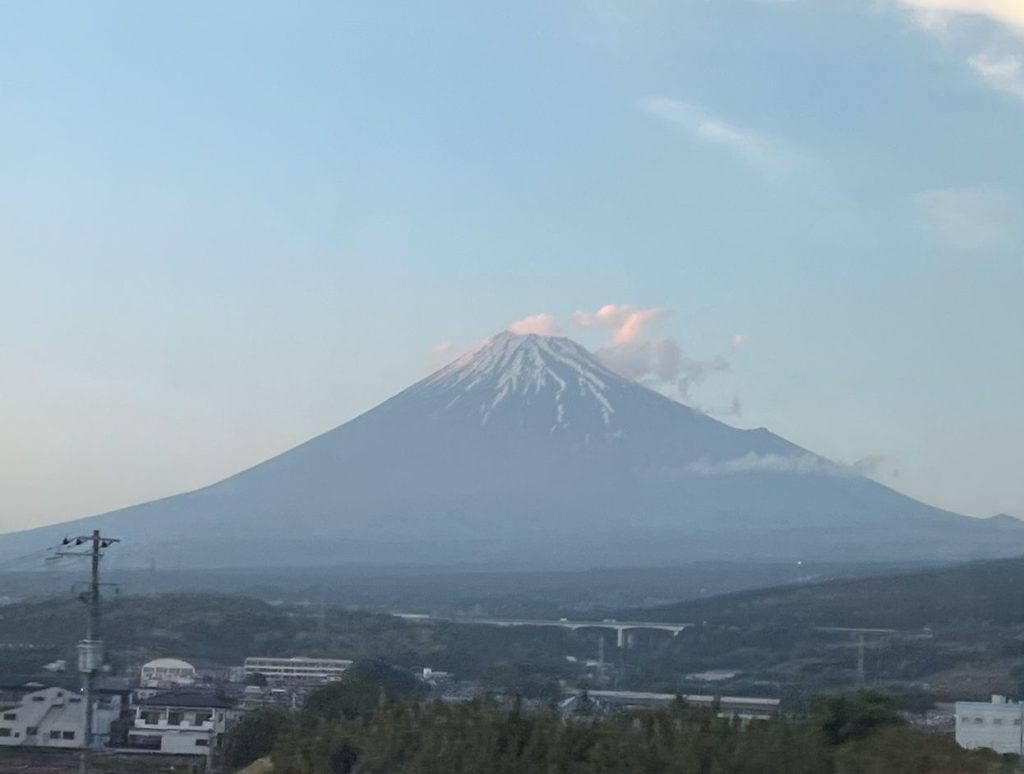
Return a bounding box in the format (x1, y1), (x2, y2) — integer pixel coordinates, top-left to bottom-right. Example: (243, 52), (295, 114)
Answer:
(223, 669), (1014, 774)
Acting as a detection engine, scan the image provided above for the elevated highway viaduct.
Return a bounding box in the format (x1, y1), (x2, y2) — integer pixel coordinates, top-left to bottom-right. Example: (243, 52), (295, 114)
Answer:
(394, 613), (690, 648)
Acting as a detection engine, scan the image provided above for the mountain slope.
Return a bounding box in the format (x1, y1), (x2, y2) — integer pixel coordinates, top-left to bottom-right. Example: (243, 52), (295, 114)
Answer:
(2, 331), (1021, 569)
(625, 555), (1024, 630)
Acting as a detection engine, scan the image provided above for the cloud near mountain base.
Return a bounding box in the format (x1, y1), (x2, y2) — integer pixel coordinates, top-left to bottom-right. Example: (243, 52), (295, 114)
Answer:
(643, 453), (892, 480)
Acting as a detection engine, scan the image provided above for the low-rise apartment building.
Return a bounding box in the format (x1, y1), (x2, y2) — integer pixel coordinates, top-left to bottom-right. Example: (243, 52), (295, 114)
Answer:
(127, 691), (237, 757)
(243, 656), (352, 685)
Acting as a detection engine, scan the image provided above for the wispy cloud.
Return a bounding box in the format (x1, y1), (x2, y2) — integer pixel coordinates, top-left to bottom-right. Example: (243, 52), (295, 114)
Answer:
(885, 1), (1024, 103)
(684, 452), (842, 477)
(636, 96), (796, 175)
(572, 303), (738, 412)
(426, 340), (455, 370)
(915, 187), (1021, 251)
(507, 313), (561, 336)
(969, 52), (1024, 100)
(572, 304), (665, 345)
(649, 452), (893, 479)
(499, 305), (744, 414)
(897, 0), (1024, 35)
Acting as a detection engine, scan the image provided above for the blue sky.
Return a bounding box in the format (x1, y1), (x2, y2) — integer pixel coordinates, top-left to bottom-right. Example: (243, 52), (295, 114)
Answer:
(2, 0), (1022, 531)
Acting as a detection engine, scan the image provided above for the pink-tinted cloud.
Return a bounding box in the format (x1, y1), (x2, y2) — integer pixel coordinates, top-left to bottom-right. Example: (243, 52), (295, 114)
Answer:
(426, 340), (456, 371)
(507, 313), (560, 336)
(898, 0), (1024, 35)
(572, 304), (665, 345)
(731, 333), (748, 348)
(573, 303), (738, 413)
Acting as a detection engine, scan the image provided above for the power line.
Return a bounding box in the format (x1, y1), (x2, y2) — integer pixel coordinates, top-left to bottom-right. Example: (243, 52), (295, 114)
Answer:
(0, 544), (65, 572)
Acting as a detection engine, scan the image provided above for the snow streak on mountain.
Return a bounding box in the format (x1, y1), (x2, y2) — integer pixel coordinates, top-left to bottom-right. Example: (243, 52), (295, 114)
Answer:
(421, 332), (622, 434)
(2, 331), (1022, 569)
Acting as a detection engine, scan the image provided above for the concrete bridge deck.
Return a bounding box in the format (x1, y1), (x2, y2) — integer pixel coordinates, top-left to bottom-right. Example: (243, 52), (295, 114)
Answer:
(394, 613), (690, 647)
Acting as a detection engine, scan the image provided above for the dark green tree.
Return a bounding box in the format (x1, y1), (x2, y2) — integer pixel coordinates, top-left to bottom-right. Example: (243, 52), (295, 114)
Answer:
(302, 660), (426, 725)
(221, 705), (292, 769)
(814, 691), (904, 746)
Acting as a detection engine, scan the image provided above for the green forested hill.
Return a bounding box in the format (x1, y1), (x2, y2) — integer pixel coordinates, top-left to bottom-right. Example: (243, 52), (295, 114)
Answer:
(0, 593), (574, 688)
(629, 556), (1024, 629)
(0, 594), (443, 672)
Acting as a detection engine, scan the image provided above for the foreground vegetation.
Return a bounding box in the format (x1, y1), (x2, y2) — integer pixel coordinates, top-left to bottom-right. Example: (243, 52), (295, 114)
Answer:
(225, 665), (1013, 774)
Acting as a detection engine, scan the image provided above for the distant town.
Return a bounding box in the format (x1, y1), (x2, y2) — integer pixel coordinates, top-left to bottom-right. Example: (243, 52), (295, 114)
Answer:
(4, 538), (1024, 772)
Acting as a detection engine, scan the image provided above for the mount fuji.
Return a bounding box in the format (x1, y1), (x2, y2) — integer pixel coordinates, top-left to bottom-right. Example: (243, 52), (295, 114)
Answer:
(3, 331), (1022, 569)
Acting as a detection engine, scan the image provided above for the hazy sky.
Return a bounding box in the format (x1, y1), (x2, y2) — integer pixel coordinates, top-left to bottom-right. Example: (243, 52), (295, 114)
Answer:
(2, 0), (1022, 533)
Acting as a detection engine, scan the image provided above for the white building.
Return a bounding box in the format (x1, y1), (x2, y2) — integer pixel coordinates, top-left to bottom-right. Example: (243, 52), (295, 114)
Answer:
(565, 690), (781, 721)
(243, 656), (352, 685)
(0, 686), (122, 749)
(128, 691), (237, 757)
(238, 684), (304, 711)
(140, 658), (198, 688)
(955, 695), (1024, 755)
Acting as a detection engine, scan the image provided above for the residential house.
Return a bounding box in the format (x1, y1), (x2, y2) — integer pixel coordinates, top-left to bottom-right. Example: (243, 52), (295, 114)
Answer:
(127, 691), (237, 757)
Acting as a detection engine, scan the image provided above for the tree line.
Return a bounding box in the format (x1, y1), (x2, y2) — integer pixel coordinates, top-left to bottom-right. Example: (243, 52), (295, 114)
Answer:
(222, 662), (1014, 774)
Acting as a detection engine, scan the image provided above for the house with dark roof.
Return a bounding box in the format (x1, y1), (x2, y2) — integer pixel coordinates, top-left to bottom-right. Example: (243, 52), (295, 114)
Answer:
(127, 691), (239, 758)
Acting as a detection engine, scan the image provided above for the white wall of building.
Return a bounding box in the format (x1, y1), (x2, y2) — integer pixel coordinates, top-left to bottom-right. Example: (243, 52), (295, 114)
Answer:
(140, 658), (198, 688)
(955, 695), (1024, 755)
(129, 699), (235, 757)
(0, 687), (120, 749)
(244, 656), (352, 684)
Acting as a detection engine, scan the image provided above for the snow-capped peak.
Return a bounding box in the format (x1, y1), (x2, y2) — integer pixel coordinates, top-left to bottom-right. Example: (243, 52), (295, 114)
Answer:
(420, 331), (633, 434)
(429, 331), (615, 394)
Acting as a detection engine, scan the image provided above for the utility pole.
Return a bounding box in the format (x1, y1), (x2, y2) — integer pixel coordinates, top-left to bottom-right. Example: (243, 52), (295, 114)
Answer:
(52, 530), (119, 774)
(856, 633), (866, 686)
(1018, 696), (1023, 757)
(318, 584), (327, 642)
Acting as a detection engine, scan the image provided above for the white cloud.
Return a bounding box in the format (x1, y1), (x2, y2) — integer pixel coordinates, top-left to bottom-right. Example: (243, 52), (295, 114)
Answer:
(572, 304), (665, 345)
(915, 187), (1021, 251)
(897, 0), (1024, 35)
(498, 305), (745, 414)
(886, 1), (1024, 103)
(426, 340), (455, 371)
(641, 453), (896, 482)
(636, 96), (796, 175)
(572, 303), (737, 410)
(684, 452), (841, 477)
(969, 52), (1024, 100)
(507, 313), (561, 336)
(598, 337), (730, 398)
(680, 452), (888, 478)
